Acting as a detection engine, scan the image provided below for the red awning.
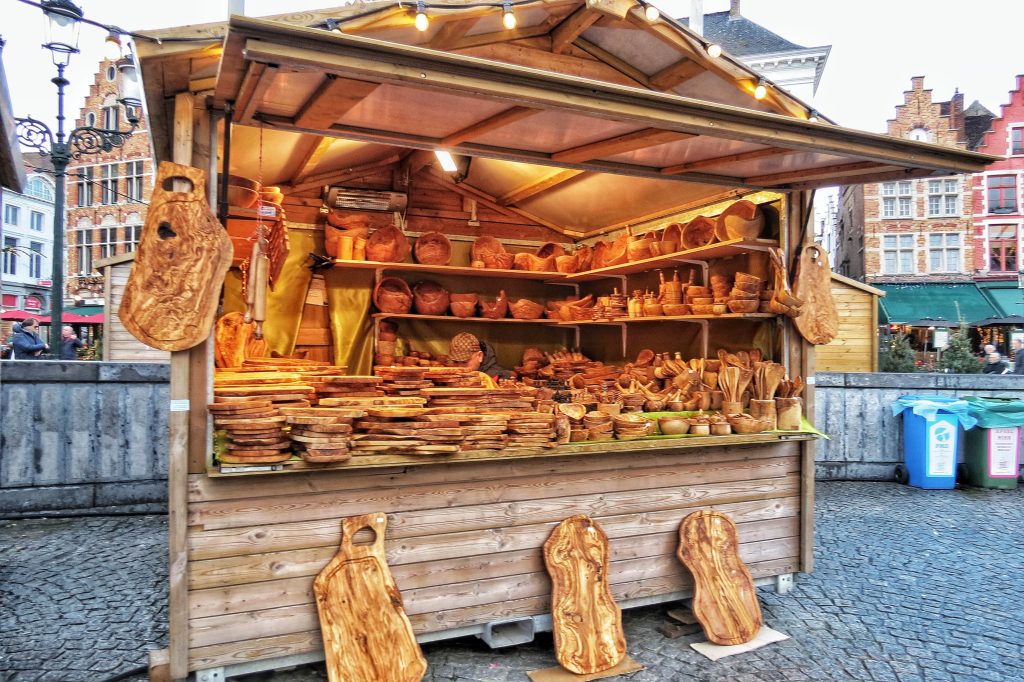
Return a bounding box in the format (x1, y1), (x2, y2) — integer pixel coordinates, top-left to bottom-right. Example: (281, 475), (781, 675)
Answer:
(1, 310), (105, 323)
(1, 309), (39, 321)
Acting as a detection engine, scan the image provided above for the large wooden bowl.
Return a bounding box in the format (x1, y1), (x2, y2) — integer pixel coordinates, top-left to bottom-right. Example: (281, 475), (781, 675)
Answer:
(365, 225), (411, 262)
(480, 290), (509, 319)
(414, 231), (452, 266)
(510, 298), (545, 320)
(574, 245), (594, 272)
(603, 234), (630, 267)
(681, 216), (717, 250)
(514, 252), (557, 272)
(472, 236), (513, 270)
(413, 280), (450, 316)
(449, 292), (479, 318)
(373, 277), (413, 313)
(716, 200), (765, 241)
(227, 185), (259, 208)
(536, 242), (566, 259)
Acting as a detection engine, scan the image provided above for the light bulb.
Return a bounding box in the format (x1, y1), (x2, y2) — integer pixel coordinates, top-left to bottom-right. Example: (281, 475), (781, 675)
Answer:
(644, 4), (660, 21)
(414, 2), (429, 31)
(435, 150), (458, 172)
(103, 31), (122, 61)
(706, 43), (722, 58)
(807, 109), (820, 123)
(754, 79), (767, 100)
(502, 3), (517, 30)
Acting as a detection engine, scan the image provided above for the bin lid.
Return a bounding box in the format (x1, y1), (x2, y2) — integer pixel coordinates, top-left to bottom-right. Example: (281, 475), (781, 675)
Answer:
(964, 397), (1024, 428)
(892, 395), (977, 430)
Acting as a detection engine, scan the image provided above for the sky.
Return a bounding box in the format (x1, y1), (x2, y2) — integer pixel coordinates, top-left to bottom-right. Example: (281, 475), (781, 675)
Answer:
(3, 0), (1023, 140)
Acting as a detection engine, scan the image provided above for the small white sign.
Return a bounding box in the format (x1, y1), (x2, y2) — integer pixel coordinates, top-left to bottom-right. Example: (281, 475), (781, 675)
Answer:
(987, 427), (1020, 478)
(927, 421), (956, 477)
(933, 329), (949, 349)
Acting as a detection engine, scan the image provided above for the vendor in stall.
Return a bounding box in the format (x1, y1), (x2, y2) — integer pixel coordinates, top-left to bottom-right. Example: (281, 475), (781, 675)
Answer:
(448, 332), (512, 380)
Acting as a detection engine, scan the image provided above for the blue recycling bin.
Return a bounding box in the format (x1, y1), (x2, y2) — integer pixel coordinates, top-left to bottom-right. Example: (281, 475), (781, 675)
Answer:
(892, 396), (977, 489)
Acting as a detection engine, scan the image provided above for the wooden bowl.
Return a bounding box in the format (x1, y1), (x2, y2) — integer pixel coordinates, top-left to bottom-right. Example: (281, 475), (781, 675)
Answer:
(555, 254), (579, 273)
(729, 289), (760, 300)
(366, 225), (410, 263)
(690, 297), (713, 306)
(658, 416), (690, 435)
(711, 304), (727, 315)
(373, 277), (413, 314)
(535, 242), (566, 258)
(643, 303), (664, 316)
(716, 200), (765, 241)
(413, 280), (450, 316)
(734, 281), (762, 295)
(480, 290), (509, 319)
(510, 298), (545, 320)
(513, 252), (556, 272)
(449, 293), (478, 318)
(691, 304), (715, 315)
(227, 185), (259, 208)
(661, 222), (683, 250)
(686, 286), (711, 297)
(603, 234), (630, 267)
(628, 238), (656, 262)
(734, 271), (762, 285)
(663, 303), (691, 316)
(726, 414), (770, 434)
(727, 299), (759, 314)
(681, 216), (717, 250)
(414, 231), (452, 266)
(711, 423), (732, 436)
(228, 174), (260, 191)
(472, 236), (512, 269)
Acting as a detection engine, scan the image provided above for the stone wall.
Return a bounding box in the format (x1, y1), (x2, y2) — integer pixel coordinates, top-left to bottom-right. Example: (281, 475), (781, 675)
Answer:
(816, 371), (1024, 480)
(0, 361), (169, 516)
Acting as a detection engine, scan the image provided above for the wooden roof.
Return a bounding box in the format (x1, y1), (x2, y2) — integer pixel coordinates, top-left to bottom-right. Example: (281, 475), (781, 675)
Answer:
(137, 1), (997, 237)
(0, 51), (26, 192)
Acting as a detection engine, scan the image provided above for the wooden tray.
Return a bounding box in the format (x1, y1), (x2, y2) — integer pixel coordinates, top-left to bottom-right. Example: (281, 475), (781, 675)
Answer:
(314, 513), (427, 682)
(543, 515), (627, 674)
(677, 510), (763, 645)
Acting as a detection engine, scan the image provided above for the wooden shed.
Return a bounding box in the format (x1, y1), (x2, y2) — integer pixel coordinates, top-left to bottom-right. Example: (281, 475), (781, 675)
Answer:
(96, 253), (170, 363)
(816, 272), (884, 373)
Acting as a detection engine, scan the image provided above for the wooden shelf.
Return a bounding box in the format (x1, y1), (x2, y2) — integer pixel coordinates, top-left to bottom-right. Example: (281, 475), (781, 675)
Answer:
(557, 313), (776, 325)
(335, 259), (569, 282)
(566, 238), (779, 282)
(372, 312), (562, 324)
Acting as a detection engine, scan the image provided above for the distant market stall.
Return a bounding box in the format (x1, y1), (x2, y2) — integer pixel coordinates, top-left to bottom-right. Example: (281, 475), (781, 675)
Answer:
(133, 2), (995, 679)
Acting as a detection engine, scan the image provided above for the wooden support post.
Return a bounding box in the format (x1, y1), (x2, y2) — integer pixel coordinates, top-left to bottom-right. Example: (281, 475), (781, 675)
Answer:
(168, 90), (195, 682)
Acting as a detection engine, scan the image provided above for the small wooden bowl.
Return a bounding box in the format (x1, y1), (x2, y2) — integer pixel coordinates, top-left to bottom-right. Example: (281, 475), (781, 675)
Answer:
(690, 297), (713, 306)
(663, 303), (691, 316)
(729, 289), (760, 300)
(734, 272), (762, 285)
(227, 185), (259, 208)
(711, 304), (727, 315)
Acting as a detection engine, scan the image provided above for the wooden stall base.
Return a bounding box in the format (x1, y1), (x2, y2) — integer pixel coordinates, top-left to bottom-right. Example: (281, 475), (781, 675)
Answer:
(207, 432), (818, 477)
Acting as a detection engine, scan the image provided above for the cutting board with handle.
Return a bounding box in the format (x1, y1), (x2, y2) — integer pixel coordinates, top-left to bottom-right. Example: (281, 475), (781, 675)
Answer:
(120, 162), (232, 351)
(792, 243), (839, 345)
(314, 513), (427, 682)
(677, 510), (762, 646)
(543, 515), (627, 674)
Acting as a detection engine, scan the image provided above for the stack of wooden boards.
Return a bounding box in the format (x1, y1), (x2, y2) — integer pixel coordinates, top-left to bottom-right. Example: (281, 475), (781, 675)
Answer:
(282, 406), (365, 463)
(423, 387), (534, 411)
(213, 371), (315, 409)
(351, 407), (471, 455)
(208, 399), (291, 464)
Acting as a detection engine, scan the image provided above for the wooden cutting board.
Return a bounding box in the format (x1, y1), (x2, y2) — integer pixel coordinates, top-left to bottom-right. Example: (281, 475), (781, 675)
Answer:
(120, 162), (232, 351)
(314, 513), (426, 682)
(792, 244), (839, 345)
(543, 515), (627, 675)
(677, 510), (762, 646)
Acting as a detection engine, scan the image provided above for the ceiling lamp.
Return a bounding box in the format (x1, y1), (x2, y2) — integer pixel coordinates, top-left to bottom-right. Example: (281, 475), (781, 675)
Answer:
(706, 43), (722, 58)
(643, 3), (660, 22)
(502, 2), (517, 30)
(434, 150), (458, 172)
(414, 1), (429, 31)
(754, 78), (768, 100)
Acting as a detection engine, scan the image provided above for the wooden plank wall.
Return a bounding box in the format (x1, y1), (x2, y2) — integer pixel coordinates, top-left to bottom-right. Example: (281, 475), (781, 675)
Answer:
(183, 442), (801, 671)
(103, 262), (171, 363)
(816, 281), (876, 373)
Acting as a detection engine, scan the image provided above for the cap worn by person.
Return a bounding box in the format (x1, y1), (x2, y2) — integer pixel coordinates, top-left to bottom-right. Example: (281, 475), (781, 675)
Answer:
(449, 333), (482, 362)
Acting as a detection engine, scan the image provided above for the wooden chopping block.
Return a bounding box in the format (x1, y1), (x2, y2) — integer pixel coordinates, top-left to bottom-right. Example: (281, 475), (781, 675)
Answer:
(677, 510), (762, 646)
(792, 244), (840, 345)
(314, 513), (427, 682)
(120, 162), (233, 351)
(543, 515), (627, 675)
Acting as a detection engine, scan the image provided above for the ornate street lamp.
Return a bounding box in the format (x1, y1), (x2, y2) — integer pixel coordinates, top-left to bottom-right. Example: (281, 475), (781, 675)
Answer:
(13, 0), (141, 344)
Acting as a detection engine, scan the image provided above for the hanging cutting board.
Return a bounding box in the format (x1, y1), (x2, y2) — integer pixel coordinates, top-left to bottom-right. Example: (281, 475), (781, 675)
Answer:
(543, 515), (627, 675)
(792, 244), (839, 345)
(677, 510), (762, 646)
(120, 162), (232, 351)
(313, 513), (427, 682)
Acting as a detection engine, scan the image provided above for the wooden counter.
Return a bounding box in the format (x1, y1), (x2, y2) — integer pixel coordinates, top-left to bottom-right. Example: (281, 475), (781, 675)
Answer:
(184, 438), (806, 671)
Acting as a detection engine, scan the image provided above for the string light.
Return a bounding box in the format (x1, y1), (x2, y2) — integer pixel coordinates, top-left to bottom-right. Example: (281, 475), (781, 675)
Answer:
(103, 30), (122, 60)
(643, 3), (660, 22)
(807, 109), (820, 123)
(706, 42), (722, 58)
(324, 18), (342, 34)
(414, 1), (429, 31)
(754, 78), (768, 100)
(502, 1), (517, 30)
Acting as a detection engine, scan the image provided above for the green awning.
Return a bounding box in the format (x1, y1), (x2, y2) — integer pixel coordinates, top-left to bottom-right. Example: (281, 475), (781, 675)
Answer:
(64, 305), (103, 316)
(976, 282), (1024, 317)
(877, 283), (999, 325)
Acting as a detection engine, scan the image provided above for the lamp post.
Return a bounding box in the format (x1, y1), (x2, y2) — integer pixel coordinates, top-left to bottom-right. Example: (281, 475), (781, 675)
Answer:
(13, 0), (141, 345)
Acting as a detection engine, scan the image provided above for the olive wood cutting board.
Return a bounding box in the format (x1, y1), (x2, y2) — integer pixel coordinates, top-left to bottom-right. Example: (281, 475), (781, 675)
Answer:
(792, 244), (839, 345)
(677, 510), (763, 646)
(120, 162), (232, 351)
(543, 515), (627, 675)
(314, 513), (426, 682)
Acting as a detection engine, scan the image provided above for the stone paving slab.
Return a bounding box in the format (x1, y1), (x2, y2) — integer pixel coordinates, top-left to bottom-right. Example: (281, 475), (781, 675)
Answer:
(2, 482), (1023, 681)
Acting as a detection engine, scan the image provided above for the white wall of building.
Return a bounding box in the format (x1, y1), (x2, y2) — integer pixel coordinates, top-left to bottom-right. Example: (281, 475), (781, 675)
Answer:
(0, 173), (55, 311)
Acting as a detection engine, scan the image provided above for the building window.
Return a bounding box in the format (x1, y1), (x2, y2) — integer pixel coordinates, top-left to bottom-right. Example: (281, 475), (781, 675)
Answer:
(30, 211), (44, 231)
(123, 222), (142, 252)
(3, 204), (18, 226)
(928, 233), (961, 273)
(2, 236), (18, 275)
(882, 234), (915, 274)
(96, 225), (117, 260)
(77, 166), (94, 207)
(988, 175), (1018, 214)
(1, 293), (16, 307)
(106, 65), (116, 81)
(99, 164), (118, 205)
(1012, 128), (1023, 156)
(86, 112), (96, 127)
(927, 178), (959, 217)
(76, 221), (94, 275)
(29, 241), (43, 278)
(102, 103), (120, 130)
(988, 225), (1018, 273)
(25, 177), (54, 201)
(882, 181), (913, 219)
(124, 160), (144, 202)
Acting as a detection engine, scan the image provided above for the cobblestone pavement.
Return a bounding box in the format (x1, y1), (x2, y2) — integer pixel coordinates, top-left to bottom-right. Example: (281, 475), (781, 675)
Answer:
(2, 482), (1023, 681)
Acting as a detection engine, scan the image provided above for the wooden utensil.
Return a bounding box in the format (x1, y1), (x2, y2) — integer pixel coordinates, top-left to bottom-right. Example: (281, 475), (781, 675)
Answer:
(677, 510), (762, 646)
(314, 513), (427, 682)
(544, 515), (627, 675)
(120, 162), (232, 351)
(792, 244), (840, 345)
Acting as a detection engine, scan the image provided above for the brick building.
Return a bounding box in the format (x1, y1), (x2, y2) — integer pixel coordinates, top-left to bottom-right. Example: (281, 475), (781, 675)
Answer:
(835, 77), (998, 326)
(64, 57), (153, 307)
(969, 74), (1024, 320)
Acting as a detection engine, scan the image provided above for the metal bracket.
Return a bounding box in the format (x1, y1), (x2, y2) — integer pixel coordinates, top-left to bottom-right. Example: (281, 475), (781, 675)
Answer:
(196, 667), (225, 682)
(775, 573), (795, 595)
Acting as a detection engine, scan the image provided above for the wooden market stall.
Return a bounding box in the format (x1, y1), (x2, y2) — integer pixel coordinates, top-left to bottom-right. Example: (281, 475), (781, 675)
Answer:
(97, 253), (171, 363)
(133, 3), (995, 679)
(816, 273), (885, 373)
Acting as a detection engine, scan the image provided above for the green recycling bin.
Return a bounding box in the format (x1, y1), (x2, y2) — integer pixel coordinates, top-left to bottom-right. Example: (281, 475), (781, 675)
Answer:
(962, 397), (1024, 489)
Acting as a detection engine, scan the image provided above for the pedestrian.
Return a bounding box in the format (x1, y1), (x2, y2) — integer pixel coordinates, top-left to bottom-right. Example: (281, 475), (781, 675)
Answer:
(982, 351), (1010, 375)
(447, 332), (513, 380)
(979, 343), (996, 364)
(10, 318), (49, 360)
(1013, 338), (1024, 375)
(61, 325), (86, 360)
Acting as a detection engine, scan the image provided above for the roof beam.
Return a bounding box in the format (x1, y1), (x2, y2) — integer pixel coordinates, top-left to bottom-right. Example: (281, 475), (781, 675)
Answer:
(283, 153), (404, 194)
(282, 135), (334, 185)
(448, 18), (561, 51)
(294, 75), (379, 130)
(440, 106), (540, 147)
(661, 147), (798, 175)
(552, 128), (695, 164)
(648, 57), (704, 91)
(427, 17), (480, 51)
(550, 7), (601, 54)
(746, 161), (899, 187)
(572, 37), (651, 88)
(233, 63), (276, 123)
(497, 169), (587, 205)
